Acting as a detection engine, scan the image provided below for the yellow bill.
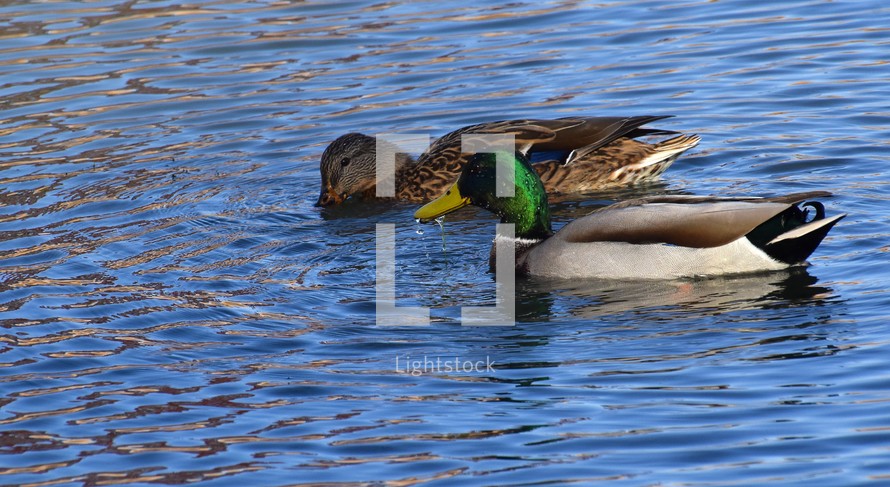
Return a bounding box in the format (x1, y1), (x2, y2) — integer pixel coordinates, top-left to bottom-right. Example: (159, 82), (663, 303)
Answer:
(414, 184), (470, 222)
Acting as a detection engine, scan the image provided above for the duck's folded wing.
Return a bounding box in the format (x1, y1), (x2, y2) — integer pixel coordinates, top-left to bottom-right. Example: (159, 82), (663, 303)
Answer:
(557, 195), (826, 248)
(528, 115), (676, 152)
(426, 116), (676, 159)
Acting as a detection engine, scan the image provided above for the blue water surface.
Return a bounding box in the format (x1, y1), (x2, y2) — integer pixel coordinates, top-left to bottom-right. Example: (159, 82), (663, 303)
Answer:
(1, 0), (889, 485)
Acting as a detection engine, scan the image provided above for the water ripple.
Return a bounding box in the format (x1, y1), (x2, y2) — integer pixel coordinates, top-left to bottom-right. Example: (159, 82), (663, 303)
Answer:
(1, 0), (890, 485)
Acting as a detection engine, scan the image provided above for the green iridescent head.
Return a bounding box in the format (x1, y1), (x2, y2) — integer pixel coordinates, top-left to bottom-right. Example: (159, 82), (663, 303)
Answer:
(415, 151), (553, 239)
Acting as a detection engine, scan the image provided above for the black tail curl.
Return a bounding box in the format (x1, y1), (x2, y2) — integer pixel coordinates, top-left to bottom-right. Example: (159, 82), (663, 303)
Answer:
(746, 200), (840, 265)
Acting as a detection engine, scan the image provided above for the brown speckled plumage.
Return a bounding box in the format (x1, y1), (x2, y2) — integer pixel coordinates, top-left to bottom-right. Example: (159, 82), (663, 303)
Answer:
(315, 115), (699, 206)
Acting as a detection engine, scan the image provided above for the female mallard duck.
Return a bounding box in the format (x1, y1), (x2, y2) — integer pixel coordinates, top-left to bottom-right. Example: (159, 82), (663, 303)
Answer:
(316, 115), (699, 206)
(414, 151), (845, 279)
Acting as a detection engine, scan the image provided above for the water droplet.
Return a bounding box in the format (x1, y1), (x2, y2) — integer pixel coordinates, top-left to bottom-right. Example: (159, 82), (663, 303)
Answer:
(416, 226), (424, 235)
(436, 217), (448, 255)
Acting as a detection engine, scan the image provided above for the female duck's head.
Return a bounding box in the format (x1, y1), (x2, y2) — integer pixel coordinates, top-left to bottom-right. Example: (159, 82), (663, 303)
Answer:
(415, 151), (553, 239)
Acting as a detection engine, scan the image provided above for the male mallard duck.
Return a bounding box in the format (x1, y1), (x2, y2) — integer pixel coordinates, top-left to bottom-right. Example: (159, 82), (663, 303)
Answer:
(414, 151), (845, 279)
(316, 115), (699, 206)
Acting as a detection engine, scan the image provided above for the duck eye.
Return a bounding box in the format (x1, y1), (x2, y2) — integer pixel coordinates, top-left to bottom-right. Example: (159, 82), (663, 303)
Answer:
(340, 157), (351, 167)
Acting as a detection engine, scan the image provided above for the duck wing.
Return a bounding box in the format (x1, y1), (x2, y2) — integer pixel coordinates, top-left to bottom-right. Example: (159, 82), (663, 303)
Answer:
(555, 192), (835, 249)
(530, 115), (676, 153)
(422, 115), (676, 162)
